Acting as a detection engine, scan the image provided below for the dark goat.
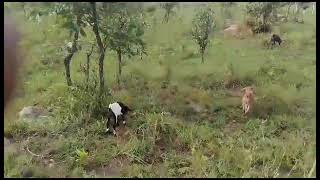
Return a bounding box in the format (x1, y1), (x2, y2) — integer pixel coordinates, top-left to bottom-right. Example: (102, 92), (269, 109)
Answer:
(270, 34), (282, 47)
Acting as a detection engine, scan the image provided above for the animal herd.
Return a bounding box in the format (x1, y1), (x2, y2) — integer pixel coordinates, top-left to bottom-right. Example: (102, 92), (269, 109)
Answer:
(107, 33), (283, 136)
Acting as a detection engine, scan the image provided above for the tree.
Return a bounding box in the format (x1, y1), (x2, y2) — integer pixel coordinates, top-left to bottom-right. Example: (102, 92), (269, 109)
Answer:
(89, 2), (136, 94)
(57, 3), (90, 86)
(284, 2), (294, 19)
(160, 2), (178, 23)
(90, 2), (108, 94)
(293, 2), (311, 23)
(102, 9), (146, 86)
(245, 2), (283, 33)
(191, 7), (215, 64)
(26, 2), (89, 86)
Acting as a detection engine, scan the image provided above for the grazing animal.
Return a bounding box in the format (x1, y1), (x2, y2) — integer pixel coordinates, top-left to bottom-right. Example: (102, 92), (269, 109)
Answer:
(241, 86), (255, 116)
(270, 34), (282, 47)
(105, 102), (132, 136)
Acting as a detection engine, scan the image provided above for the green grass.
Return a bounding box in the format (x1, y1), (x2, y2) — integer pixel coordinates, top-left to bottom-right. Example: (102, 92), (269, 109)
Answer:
(4, 3), (316, 178)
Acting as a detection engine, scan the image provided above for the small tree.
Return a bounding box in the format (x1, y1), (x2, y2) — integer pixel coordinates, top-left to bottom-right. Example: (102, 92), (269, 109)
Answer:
(102, 10), (146, 86)
(191, 7), (215, 64)
(26, 2), (89, 86)
(59, 3), (90, 86)
(160, 2), (178, 23)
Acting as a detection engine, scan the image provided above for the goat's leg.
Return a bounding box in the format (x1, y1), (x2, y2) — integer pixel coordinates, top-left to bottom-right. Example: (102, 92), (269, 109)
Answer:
(106, 118), (110, 133)
(113, 124), (117, 137)
(242, 102), (246, 114)
(244, 105), (250, 115)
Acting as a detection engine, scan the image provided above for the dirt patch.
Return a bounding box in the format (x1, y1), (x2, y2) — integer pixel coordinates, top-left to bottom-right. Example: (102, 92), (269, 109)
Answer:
(115, 127), (133, 146)
(172, 136), (191, 155)
(4, 137), (18, 154)
(95, 154), (130, 177)
(157, 88), (177, 106)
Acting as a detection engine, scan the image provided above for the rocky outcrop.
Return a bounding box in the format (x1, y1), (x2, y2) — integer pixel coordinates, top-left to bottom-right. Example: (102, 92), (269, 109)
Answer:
(18, 106), (50, 119)
(223, 24), (253, 39)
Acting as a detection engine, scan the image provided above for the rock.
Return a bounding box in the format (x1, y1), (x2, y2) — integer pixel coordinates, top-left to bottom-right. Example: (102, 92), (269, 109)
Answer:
(223, 24), (253, 39)
(224, 24), (241, 38)
(189, 102), (204, 113)
(18, 106), (49, 119)
(4, 137), (17, 154)
(21, 168), (33, 178)
(4, 138), (10, 146)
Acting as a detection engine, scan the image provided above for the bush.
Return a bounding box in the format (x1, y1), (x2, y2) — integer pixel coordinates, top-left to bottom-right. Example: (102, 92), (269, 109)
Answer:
(252, 22), (272, 34)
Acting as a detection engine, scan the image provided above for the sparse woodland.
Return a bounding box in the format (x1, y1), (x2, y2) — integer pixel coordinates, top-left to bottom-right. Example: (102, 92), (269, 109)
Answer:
(4, 2), (316, 178)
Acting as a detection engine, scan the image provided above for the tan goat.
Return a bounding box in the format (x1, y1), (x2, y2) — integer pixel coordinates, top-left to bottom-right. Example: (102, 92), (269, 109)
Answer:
(241, 86), (255, 116)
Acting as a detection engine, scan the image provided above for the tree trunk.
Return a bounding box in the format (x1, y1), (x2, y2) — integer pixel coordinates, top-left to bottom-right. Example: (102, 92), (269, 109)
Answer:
(117, 50), (122, 86)
(64, 54), (73, 86)
(21, 2), (26, 19)
(63, 6), (81, 86)
(86, 54), (90, 88)
(64, 28), (79, 86)
(201, 52), (204, 64)
(286, 4), (292, 18)
(86, 44), (94, 89)
(262, 14), (267, 32)
(294, 5), (300, 22)
(91, 2), (106, 95)
(166, 12), (169, 23)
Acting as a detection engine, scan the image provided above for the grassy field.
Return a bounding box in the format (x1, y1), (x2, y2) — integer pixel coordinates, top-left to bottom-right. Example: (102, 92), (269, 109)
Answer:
(4, 3), (316, 178)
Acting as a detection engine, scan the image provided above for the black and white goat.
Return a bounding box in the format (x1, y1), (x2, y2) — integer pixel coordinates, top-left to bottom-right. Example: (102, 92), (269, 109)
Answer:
(105, 102), (132, 136)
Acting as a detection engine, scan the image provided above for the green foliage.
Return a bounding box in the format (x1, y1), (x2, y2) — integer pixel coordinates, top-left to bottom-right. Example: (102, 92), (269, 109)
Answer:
(102, 10), (146, 58)
(55, 3), (90, 39)
(191, 7), (215, 63)
(75, 149), (89, 167)
(245, 2), (285, 33)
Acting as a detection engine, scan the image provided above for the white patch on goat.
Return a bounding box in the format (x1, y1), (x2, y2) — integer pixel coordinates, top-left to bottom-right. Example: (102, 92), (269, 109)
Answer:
(109, 102), (123, 124)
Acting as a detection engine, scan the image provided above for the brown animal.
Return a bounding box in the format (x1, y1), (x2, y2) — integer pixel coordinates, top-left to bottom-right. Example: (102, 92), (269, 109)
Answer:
(241, 86), (255, 116)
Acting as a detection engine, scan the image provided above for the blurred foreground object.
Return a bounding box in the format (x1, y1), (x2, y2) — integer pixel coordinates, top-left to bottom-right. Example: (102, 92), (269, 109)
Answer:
(4, 17), (21, 109)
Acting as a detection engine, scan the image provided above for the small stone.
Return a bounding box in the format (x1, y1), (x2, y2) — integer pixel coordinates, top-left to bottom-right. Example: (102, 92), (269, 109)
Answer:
(21, 168), (33, 178)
